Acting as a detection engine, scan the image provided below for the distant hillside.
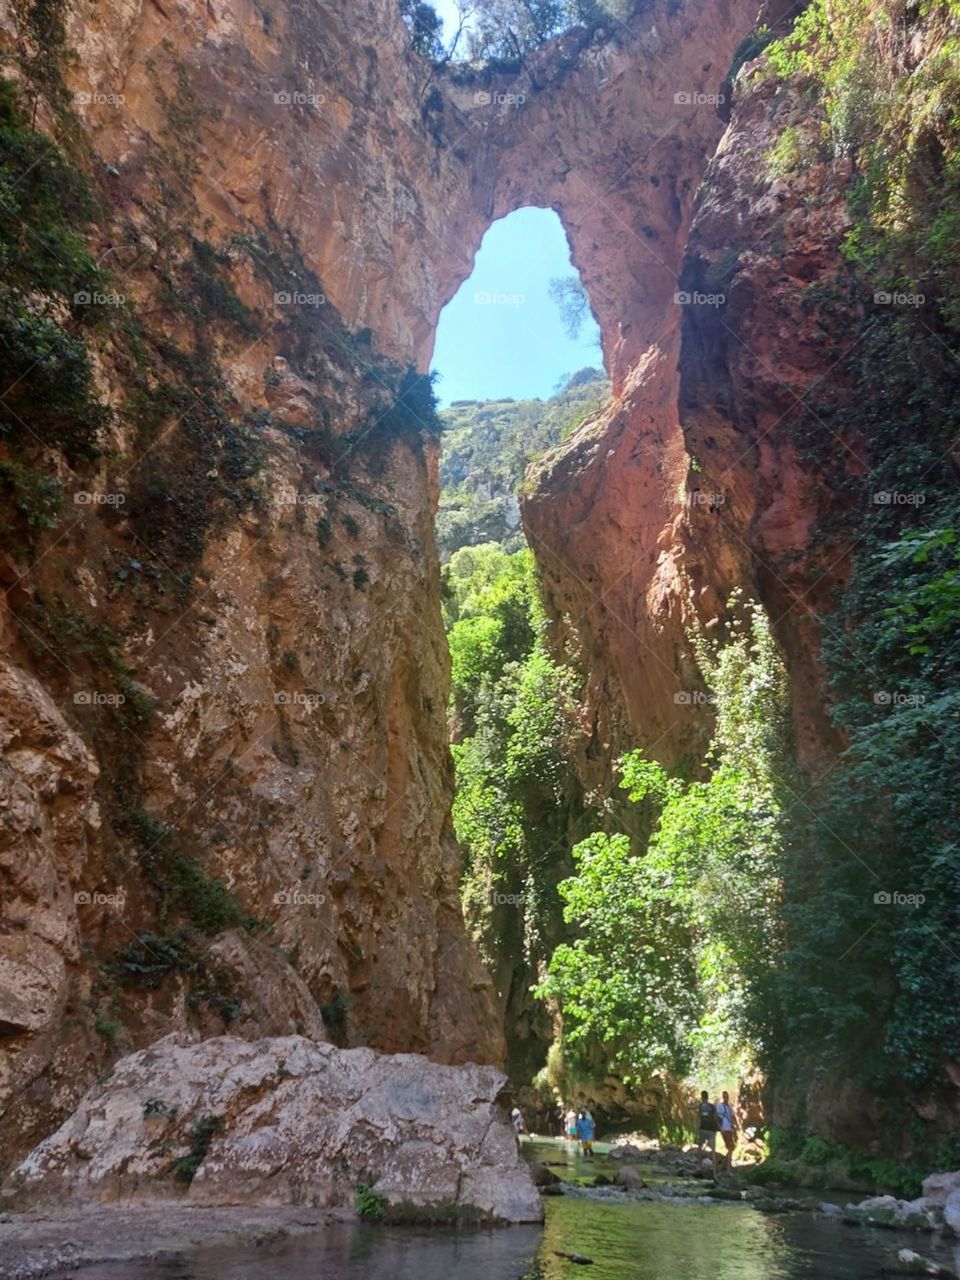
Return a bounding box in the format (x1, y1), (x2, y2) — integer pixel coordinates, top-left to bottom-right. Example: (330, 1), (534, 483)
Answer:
(437, 368), (609, 558)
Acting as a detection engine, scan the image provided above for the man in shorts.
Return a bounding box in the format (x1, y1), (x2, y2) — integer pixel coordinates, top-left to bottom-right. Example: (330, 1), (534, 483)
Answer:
(716, 1090), (738, 1171)
(695, 1090), (719, 1177)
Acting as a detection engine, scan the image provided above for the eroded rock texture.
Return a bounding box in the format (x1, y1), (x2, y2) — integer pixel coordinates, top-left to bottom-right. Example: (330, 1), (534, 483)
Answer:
(4, 1033), (542, 1222)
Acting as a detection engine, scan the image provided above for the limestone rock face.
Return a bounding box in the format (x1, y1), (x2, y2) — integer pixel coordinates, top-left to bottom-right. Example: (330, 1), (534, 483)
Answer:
(4, 1033), (542, 1222)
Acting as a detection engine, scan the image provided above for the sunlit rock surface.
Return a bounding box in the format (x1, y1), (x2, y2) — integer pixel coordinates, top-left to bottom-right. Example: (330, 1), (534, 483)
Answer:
(4, 1033), (542, 1222)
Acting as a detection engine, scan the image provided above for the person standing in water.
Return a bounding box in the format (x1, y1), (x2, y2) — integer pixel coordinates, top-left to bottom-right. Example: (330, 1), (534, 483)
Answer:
(716, 1090), (738, 1171)
(694, 1090), (719, 1177)
(565, 1107), (578, 1145)
(576, 1107), (595, 1158)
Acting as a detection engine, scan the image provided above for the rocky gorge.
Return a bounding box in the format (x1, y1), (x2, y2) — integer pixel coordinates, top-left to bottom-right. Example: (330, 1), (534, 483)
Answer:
(0, 0), (958, 1255)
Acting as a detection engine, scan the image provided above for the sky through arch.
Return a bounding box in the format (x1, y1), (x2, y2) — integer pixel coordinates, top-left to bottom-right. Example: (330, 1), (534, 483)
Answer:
(429, 206), (602, 406)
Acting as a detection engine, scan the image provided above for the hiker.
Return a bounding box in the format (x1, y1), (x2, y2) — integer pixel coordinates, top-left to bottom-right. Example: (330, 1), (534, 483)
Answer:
(694, 1090), (719, 1177)
(716, 1090), (737, 1171)
(565, 1107), (578, 1145)
(576, 1107), (595, 1158)
(511, 1105), (527, 1137)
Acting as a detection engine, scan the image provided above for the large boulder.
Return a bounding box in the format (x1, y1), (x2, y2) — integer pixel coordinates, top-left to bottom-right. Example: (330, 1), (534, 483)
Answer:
(2, 1034), (541, 1223)
(945, 1188), (960, 1235)
(923, 1172), (960, 1206)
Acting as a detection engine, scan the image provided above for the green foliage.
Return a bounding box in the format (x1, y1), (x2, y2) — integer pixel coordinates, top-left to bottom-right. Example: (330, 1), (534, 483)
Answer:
(143, 1097), (177, 1118)
(767, 125), (807, 177)
(446, 542), (590, 1080)
(727, 25), (775, 84)
(357, 365), (443, 451)
(0, 78), (110, 461)
(9, 0), (73, 110)
(120, 807), (249, 935)
(0, 458), (60, 550)
(754, 0), (960, 1095)
(171, 1115), (224, 1183)
(437, 369), (608, 558)
(355, 1179), (387, 1221)
(164, 239), (257, 334)
(319, 986), (352, 1026)
(108, 929), (244, 1022)
(549, 275), (592, 339)
(465, 0), (608, 62)
(537, 600), (789, 1085)
(398, 0), (445, 58)
(94, 1015), (122, 1044)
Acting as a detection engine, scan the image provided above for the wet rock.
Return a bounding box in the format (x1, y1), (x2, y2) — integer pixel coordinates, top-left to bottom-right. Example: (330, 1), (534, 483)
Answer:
(609, 1143), (644, 1161)
(945, 1189), (960, 1234)
(889, 1249), (959, 1278)
(530, 1163), (561, 1187)
(3, 1034), (542, 1223)
(554, 1252), (594, 1265)
(922, 1172), (960, 1206)
(614, 1167), (647, 1190)
(843, 1194), (941, 1232)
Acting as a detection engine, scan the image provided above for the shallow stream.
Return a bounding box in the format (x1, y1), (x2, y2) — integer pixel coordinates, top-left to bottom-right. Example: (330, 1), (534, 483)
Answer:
(66, 1138), (960, 1280)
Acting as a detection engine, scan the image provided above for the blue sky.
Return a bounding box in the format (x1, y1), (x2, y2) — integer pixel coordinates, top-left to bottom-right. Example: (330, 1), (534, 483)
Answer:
(430, 207), (603, 405)
(433, 0), (467, 40)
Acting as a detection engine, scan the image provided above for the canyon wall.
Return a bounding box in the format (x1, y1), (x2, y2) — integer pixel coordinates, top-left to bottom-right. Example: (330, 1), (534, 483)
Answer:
(0, 0), (505, 1170)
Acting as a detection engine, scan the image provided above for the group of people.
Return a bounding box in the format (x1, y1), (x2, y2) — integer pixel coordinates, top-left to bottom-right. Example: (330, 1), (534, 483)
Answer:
(694, 1089), (738, 1176)
(512, 1088), (740, 1177)
(562, 1105), (596, 1157)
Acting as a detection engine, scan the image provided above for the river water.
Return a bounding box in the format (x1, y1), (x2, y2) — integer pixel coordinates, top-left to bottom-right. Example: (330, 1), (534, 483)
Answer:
(67, 1138), (960, 1280)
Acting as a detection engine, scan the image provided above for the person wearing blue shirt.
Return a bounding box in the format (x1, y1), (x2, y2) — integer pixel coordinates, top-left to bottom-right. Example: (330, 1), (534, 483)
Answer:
(575, 1107), (595, 1158)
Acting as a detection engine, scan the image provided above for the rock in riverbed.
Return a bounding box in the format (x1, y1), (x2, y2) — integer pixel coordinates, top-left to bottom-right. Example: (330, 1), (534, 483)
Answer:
(1, 1034), (542, 1223)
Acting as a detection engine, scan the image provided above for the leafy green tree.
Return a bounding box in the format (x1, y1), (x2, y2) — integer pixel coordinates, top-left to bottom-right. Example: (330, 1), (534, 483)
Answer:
(537, 600), (789, 1085)
(445, 543), (590, 1081)
(398, 0), (446, 59)
(467, 0), (607, 61)
(549, 275), (591, 339)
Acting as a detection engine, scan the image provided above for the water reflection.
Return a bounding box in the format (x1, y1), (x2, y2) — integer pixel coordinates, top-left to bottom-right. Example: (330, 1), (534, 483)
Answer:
(66, 1140), (960, 1280)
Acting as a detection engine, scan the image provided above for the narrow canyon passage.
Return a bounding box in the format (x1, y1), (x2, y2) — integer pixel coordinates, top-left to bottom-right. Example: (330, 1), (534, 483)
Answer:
(1, 0), (959, 1275)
